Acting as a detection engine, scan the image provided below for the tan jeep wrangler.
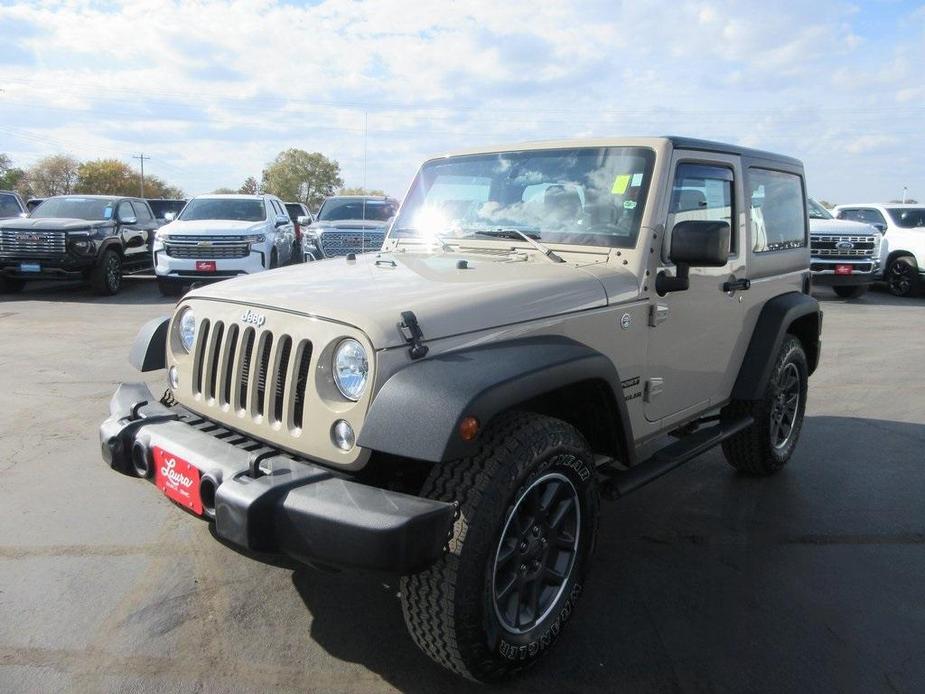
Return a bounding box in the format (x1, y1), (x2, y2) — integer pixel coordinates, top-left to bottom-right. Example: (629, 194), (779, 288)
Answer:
(101, 136), (821, 681)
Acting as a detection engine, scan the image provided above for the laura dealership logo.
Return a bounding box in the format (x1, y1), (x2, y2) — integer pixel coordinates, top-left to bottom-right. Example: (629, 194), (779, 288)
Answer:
(160, 457), (194, 488)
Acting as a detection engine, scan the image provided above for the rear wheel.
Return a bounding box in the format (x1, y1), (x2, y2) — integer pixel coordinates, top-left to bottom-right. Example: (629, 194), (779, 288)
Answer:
(721, 335), (808, 475)
(0, 276), (26, 294)
(833, 285), (868, 299)
(90, 249), (122, 295)
(401, 411), (599, 682)
(886, 255), (919, 297)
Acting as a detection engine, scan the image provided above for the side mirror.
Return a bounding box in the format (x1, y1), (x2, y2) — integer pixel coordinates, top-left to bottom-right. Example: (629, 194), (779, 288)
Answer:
(656, 220), (731, 294)
(19, 212), (29, 218)
(164, 212), (176, 222)
(297, 215), (312, 226)
(120, 215), (137, 225)
(275, 218), (289, 228)
(872, 222), (887, 233)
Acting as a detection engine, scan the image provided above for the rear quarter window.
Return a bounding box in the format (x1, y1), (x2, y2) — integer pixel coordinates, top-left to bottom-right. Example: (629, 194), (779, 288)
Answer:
(749, 169), (806, 253)
(0, 193), (23, 218)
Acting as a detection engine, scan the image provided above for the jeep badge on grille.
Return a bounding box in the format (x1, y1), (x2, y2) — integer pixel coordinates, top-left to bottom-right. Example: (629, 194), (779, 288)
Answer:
(241, 309), (266, 327)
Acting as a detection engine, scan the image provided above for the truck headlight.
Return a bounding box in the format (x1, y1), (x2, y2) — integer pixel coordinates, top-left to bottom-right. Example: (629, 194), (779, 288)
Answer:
(243, 234), (266, 243)
(333, 338), (368, 401)
(176, 306), (197, 353)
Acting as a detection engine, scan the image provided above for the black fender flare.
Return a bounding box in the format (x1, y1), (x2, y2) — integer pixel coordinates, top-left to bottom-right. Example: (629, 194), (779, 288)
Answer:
(357, 336), (634, 464)
(129, 316), (170, 371)
(731, 291), (821, 401)
(97, 237), (124, 257)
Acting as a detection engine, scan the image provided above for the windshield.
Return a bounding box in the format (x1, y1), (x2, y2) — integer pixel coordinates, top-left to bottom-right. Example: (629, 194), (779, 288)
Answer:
(318, 199), (395, 222)
(31, 197), (115, 221)
(179, 198), (266, 222)
(807, 198), (832, 220)
(887, 208), (925, 228)
(391, 147), (655, 249)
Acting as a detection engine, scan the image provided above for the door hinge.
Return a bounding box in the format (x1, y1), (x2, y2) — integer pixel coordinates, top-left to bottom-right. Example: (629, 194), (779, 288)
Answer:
(644, 378), (664, 402)
(649, 303), (669, 327)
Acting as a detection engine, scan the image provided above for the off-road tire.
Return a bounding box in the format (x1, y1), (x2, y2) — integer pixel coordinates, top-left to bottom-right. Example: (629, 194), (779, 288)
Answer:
(833, 285), (868, 299)
(90, 248), (123, 296)
(157, 278), (182, 297)
(0, 276), (26, 294)
(721, 335), (808, 475)
(886, 255), (919, 297)
(400, 411), (599, 682)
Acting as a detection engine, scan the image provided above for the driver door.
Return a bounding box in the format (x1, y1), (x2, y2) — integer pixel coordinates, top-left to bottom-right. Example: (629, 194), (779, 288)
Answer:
(644, 153), (748, 423)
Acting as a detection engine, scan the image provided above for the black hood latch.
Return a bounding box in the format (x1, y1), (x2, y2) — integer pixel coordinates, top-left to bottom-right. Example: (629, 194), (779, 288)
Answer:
(398, 310), (429, 360)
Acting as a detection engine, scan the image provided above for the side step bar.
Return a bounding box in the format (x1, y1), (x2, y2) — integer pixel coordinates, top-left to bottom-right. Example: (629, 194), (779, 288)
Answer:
(604, 416), (753, 499)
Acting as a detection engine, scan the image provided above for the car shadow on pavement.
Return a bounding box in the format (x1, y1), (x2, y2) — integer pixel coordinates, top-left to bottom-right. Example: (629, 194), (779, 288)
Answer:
(814, 284), (925, 306)
(0, 277), (176, 306)
(289, 415), (925, 693)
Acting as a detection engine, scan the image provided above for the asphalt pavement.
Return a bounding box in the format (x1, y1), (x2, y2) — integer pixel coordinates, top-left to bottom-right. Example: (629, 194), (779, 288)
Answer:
(1, 279), (923, 693)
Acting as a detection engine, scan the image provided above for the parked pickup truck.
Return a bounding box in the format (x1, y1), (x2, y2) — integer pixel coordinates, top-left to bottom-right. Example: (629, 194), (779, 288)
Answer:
(300, 195), (398, 260)
(808, 197), (881, 298)
(0, 195), (158, 294)
(101, 137), (820, 681)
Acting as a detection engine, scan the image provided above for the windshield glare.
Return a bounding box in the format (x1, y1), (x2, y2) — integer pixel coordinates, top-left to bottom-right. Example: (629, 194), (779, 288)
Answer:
(391, 147), (655, 249)
(807, 198), (832, 220)
(31, 197), (115, 221)
(180, 198), (266, 222)
(319, 199), (395, 222)
(888, 208), (925, 228)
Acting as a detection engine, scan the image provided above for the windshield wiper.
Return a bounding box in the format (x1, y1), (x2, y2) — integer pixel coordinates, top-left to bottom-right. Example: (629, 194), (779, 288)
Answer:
(469, 228), (565, 263)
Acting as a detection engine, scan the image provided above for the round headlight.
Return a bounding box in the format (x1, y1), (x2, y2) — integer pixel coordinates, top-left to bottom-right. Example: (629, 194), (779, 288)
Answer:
(177, 307), (197, 353)
(333, 338), (368, 401)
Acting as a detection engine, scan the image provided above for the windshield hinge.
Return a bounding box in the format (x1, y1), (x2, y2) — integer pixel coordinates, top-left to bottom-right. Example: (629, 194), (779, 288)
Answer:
(398, 310), (429, 360)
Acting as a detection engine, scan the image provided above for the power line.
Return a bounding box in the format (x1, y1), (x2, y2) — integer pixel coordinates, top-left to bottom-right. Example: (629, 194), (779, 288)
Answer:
(132, 153), (150, 196)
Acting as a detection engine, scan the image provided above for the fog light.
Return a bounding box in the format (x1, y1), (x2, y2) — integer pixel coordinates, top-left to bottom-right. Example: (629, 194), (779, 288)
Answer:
(168, 365), (179, 389)
(332, 420), (355, 451)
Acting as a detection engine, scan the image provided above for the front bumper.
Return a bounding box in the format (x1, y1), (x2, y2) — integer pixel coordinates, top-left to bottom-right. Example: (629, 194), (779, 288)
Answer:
(154, 247), (267, 281)
(810, 259), (879, 286)
(100, 383), (454, 573)
(0, 254), (95, 279)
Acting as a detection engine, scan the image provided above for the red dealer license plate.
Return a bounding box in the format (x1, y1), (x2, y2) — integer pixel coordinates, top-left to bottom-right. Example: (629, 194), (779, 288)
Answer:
(835, 264), (853, 275)
(196, 260), (216, 272)
(153, 446), (202, 515)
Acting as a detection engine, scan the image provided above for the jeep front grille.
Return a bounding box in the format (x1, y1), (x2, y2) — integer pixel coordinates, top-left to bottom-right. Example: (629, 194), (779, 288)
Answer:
(191, 319), (313, 429)
(810, 235), (877, 258)
(0, 229), (66, 257)
(319, 230), (385, 258)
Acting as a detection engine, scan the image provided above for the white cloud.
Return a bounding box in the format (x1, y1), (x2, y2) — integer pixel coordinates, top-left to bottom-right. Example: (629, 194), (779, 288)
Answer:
(0, 0), (921, 203)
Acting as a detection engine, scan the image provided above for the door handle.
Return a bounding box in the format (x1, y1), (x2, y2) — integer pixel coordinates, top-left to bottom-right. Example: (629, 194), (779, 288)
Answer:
(723, 277), (750, 292)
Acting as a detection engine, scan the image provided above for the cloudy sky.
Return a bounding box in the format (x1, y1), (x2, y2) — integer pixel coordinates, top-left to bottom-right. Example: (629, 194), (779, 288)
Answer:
(0, 0), (922, 202)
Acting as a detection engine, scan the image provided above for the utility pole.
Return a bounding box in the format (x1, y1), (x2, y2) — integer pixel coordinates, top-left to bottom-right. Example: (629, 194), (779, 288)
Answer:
(133, 153), (150, 197)
(902, 186), (907, 204)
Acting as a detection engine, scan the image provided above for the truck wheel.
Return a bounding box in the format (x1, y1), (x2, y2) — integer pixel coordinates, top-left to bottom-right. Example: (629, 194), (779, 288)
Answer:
(0, 276), (26, 294)
(401, 411), (599, 682)
(886, 255), (919, 297)
(833, 285), (867, 299)
(90, 249), (122, 295)
(721, 335), (808, 475)
(269, 249), (278, 269)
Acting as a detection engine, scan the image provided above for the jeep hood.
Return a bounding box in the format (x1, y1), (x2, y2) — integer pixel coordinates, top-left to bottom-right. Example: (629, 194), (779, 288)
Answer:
(809, 218), (877, 235)
(188, 251), (619, 349)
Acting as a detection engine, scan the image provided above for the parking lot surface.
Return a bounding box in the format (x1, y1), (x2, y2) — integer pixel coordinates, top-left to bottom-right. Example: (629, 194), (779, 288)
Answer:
(1, 279), (923, 693)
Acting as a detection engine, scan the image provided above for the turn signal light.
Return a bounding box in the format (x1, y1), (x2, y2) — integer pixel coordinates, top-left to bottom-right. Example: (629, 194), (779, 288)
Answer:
(459, 416), (480, 441)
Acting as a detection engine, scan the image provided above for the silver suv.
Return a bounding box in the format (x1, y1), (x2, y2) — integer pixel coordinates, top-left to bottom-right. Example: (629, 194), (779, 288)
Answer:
(101, 137), (821, 682)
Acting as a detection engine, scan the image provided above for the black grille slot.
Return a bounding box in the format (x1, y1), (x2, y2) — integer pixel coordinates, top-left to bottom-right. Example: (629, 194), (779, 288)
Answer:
(238, 328), (255, 409)
(255, 333), (274, 417)
(222, 324), (239, 406)
(292, 340), (313, 430)
(194, 320), (211, 395)
(207, 322), (224, 400)
(273, 336), (292, 424)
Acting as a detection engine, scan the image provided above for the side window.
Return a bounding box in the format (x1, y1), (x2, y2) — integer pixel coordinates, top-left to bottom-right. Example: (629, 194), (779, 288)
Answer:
(272, 200), (285, 218)
(748, 169), (806, 253)
(0, 193), (23, 218)
(117, 201), (135, 221)
(131, 201), (153, 223)
(668, 163), (735, 253)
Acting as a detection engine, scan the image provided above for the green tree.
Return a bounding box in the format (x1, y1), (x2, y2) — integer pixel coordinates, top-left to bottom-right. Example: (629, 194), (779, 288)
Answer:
(26, 154), (80, 197)
(75, 159), (136, 195)
(338, 186), (387, 196)
(212, 187), (238, 194)
(239, 176), (260, 194)
(0, 153), (26, 193)
(144, 175), (184, 199)
(261, 149), (343, 209)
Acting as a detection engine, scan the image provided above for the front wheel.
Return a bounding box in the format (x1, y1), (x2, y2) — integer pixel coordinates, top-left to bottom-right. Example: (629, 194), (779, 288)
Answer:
(833, 284), (868, 299)
(721, 335), (808, 475)
(401, 412), (599, 682)
(886, 255), (919, 297)
(90, 249), (122, 295)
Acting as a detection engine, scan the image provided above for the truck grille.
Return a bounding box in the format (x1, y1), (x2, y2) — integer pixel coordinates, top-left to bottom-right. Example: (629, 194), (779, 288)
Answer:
(319, 230), (385, 258)
(0, 229), (66, 257)
(810, 235), (877, 258)
(192, 319), (313, 430)
(165, 236), (250, 259)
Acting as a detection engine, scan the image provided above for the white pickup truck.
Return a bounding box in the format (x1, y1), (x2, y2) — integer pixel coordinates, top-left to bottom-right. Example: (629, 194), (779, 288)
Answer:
(808, 197), (881, 298)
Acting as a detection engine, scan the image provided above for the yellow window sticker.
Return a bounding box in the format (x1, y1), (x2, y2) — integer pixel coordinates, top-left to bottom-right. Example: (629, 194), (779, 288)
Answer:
(612, 174), (631, 195)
